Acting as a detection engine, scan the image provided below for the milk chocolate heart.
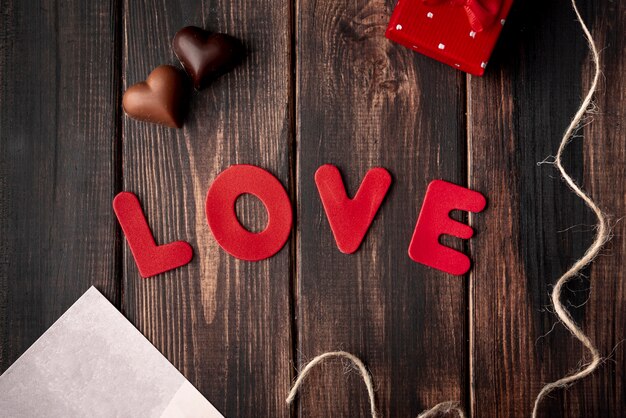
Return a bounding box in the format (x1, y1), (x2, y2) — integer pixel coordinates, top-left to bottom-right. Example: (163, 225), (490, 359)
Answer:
(122, 65), (189, 128)
(173, 26), (244, 90)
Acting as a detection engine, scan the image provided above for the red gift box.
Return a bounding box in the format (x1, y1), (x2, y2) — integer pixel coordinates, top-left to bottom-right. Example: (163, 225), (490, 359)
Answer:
(386, 0), (513, 76)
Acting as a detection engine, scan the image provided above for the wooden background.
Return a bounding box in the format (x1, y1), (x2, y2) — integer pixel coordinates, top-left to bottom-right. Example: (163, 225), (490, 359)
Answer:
(0, 0), (624, 416)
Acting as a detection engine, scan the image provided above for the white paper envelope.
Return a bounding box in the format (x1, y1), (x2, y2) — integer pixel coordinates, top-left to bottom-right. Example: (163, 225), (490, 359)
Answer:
(0, 286), (224, 418)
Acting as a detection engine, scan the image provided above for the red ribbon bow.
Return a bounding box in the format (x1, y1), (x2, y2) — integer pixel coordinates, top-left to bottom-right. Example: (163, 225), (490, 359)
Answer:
(423, 0), (503, 32)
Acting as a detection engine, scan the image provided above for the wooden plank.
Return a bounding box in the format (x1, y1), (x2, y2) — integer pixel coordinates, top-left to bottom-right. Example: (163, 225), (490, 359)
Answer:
(469, 0), (626, 416)
(295, 0), (468, 416)
(0, 0), (121, 371)
(561, 1), (626, 415)
(121, 1), (293, 416)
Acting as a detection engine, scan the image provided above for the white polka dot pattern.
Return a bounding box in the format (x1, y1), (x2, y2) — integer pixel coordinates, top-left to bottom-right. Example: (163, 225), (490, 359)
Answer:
(385, 0), (512, 76)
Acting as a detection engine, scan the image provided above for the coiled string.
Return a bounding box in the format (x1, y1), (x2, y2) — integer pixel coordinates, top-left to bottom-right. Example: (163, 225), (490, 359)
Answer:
(531, 0), (606, 416)
(286, 351), (464, 417)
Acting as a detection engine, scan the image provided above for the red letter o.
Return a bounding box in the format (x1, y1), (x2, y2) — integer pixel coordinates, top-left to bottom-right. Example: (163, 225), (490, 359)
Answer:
(206, 165), (292, 261)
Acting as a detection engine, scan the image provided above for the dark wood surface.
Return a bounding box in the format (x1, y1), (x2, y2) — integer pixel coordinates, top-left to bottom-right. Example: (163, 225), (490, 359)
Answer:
(0, 0), (120, 368)
(469, 1), (626, 416)
(122, 1), (292, 417)
(1, 0), (624, 417)
(295, 0), (467, 416)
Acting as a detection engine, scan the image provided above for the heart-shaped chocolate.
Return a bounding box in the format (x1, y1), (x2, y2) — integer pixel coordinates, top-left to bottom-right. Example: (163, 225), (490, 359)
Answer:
(173, 26), (244, 90)
(122, 65), (189, 128)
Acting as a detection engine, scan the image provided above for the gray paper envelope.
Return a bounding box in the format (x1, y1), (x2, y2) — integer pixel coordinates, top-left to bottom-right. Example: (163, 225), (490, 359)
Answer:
(0, 287), (224, 418)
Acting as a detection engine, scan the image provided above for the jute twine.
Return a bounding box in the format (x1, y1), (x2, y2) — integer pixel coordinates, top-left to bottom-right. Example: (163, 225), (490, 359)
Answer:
(531, 0), (606, 415)
(287, 0), (609, 416)
(285, 351), (464, 417)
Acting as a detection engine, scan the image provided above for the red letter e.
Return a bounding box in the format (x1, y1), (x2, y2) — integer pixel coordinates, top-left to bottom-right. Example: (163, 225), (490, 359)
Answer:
(408, 180), (486, 276)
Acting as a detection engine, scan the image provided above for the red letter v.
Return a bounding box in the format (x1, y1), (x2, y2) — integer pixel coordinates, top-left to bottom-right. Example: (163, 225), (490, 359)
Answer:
(315, 164), (392, 254)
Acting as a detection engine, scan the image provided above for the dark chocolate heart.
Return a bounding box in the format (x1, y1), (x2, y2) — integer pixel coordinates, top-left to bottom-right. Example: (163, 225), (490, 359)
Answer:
(122, 65), (189, 129)
(172, 26), (244, 90)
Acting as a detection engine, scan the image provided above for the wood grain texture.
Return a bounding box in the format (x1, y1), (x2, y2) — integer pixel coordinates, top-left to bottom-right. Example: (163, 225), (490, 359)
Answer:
(1, 1), (625, 417)
(566, 1), (626, 415)
(295, 0), (468, 416)
(0, 0), (120, 371)
(121, 0), (293, 416)
(469, 0), (626, 416)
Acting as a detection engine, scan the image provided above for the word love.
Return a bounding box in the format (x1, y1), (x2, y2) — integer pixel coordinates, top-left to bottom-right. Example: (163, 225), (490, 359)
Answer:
(114, 164), (486, 278)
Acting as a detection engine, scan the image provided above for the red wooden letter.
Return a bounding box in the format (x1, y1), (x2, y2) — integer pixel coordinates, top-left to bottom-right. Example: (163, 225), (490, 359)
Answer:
(315, 164), (392, 254)
(113, 192), (193, 278)
(408, 180), (486, 275)
(206, 165), (292, 261)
